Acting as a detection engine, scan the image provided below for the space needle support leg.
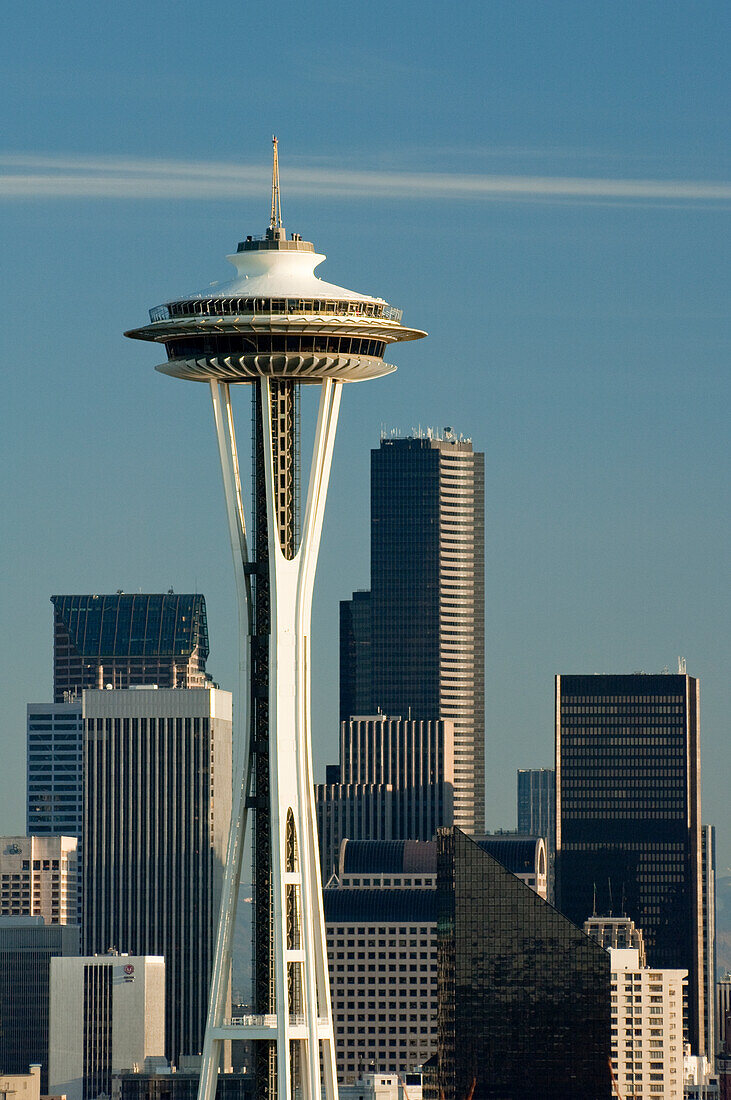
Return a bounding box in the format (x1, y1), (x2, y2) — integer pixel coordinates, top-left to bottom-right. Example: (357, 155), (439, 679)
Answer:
(295, 378), (341, 1100)
(198, 381), (254, 1100)
(259, 377), (342, 1100)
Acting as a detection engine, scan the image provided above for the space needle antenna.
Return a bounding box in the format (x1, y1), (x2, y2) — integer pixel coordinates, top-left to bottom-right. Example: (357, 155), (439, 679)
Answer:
(270, 134), (283, 231)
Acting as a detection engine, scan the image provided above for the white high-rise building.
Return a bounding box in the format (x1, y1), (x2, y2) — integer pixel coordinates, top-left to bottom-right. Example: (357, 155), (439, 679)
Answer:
(48, 954), (165, 1100)
(0, 836), (78, 924)
(609, 947), (686, 1100)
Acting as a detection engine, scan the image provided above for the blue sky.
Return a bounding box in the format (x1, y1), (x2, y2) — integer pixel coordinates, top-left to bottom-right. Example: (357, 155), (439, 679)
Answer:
(1, 2), (729, 863)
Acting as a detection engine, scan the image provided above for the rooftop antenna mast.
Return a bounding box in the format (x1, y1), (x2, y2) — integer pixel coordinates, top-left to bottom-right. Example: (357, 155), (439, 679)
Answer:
(270, 134), (283, 231)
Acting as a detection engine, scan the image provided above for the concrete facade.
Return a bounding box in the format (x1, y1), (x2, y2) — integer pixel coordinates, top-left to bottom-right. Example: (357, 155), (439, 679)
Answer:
(0, 836), (78, 925)
(49, 955), (165, 1100)
(610, 947), (687, 1100)
(316, 715), (455, 883)
(0, 1065), (41, 1100)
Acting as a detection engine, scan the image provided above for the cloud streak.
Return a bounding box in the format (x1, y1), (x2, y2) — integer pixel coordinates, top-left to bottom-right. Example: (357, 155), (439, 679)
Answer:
(1, 152), (730, 206)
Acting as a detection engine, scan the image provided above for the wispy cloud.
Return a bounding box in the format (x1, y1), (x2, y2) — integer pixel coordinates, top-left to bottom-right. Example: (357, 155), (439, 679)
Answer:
(1, 152), (730, 206)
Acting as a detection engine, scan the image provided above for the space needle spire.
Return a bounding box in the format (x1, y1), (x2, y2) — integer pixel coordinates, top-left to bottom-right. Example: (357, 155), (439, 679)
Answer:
(126, 144), (426, 1100)
(270, 134), (283, 232)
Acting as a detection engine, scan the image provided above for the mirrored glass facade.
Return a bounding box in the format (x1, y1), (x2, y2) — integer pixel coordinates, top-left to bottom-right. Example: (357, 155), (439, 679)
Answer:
(437, 827), (611, 1100)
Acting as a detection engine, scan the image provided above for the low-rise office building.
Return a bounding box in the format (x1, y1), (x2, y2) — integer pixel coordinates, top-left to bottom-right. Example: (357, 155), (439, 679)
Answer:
(49, 954), (165, 1100)
(324, 845), (438, 1083)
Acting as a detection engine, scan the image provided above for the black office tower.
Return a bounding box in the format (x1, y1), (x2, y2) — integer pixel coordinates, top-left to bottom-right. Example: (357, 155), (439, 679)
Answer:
(555, 672), (705, 1053)
(0, 918), (79, 1092)
(436, 828), (611, 1100)
(341, 432), (485, 833)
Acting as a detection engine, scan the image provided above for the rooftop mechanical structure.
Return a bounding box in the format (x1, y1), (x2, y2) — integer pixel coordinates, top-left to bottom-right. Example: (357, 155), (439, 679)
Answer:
(125, 139), (425, 1100)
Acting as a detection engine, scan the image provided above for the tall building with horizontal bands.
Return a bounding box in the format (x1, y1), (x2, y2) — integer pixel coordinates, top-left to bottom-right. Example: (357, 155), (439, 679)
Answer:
(82, 687), (232, 1064)
(555, 672), (705, 1054)
(340, 432), (485, 832)
(324, 841), (439, 1082)
(52, 593), (212, 701)
(316, 715), (454, 883)
(27, 703), (84, 840)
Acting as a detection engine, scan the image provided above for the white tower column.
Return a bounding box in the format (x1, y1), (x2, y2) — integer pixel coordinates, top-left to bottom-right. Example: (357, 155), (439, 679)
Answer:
(199, 378), (340, 1100)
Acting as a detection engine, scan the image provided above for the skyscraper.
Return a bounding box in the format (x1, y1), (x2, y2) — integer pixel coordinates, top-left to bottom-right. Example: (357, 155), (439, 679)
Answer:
(341, 431), (485, 832)
(555, 672), (705, 1053)
(52, 593), (212, 701)
(82, 687), (232, 1064)
(27, 703), (83, 840)
(125, 140), (425, 1100)
(517, 768), (555, 843)
(517, 768), (555, 898)
(315, 783), (394, 884)
(436, 827), (611, 1100)
(339, 592), (372, 723)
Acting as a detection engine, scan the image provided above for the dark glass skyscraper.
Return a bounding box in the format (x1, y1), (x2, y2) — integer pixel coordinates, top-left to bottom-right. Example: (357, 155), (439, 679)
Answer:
(517, 768), (555, 841)
(0, 918), (79, 1093)
(555, 672), (705, 1053)
(52, 593), (211, 701)
(436, 827), (610, 1100)
(340, 432), (485, 832)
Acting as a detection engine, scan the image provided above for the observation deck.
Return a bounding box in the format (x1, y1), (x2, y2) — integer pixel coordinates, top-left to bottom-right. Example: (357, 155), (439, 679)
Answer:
(125, 226), (426, 384)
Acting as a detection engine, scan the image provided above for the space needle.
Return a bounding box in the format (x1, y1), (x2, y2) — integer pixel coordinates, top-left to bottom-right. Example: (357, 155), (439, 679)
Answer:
(125, 139), (426, 1100)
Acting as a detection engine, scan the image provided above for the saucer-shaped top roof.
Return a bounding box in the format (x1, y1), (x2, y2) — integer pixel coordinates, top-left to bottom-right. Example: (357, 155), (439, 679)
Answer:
(172, 234), (384, 307)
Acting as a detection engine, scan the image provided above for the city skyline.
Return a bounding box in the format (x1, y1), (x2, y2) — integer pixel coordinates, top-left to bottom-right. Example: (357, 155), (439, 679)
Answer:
(1, 1), (729, 873)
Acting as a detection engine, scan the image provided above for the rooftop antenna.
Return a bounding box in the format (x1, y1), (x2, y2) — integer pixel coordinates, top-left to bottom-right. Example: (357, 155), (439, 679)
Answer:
(608, 877), (614, 916)
(270, 134), (283, 231)
(592, 883), (597, 918)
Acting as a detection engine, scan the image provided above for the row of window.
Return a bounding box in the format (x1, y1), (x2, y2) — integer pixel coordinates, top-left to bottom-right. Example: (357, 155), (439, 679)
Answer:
(165, 334), (388, 361)
(152, 296), (400, 321)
